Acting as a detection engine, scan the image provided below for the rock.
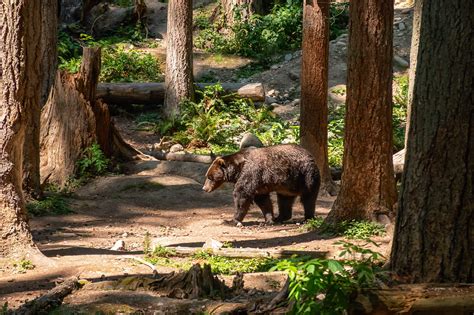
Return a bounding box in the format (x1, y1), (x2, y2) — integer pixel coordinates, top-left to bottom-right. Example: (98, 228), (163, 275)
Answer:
(239, 133), (264, 149)
(203, 239), (223, 250)
(84, 4), (134, 38)
(265, 96), (277, 104)
(398, 22), (406, 31)
(284, 53), (293, 62)
(290, 99), (300, 106)
(169, 143), (184, 153)
(394, 55), (409, 68)
(110, 240), (126, 251)
(288, 70), (300, 81)
(283, 93), (289, 98)
(267, 89), (276, 96)
(270, 65), (279, 70)
(122, 232), (129, 238)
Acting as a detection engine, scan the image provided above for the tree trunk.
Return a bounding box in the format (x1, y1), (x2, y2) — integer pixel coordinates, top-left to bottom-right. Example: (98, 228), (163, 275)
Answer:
(221, 0), (270, 25)
(300, 0), (338, 197)
(390, 0), (474, 283)
(164, 0), (194, 118)
(326, 0), (396, 223)
(0, 1), (42, 259)
(22, 0), (58, 199)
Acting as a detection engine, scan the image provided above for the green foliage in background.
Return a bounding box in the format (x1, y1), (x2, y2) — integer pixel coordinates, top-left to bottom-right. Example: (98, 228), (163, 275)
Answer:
(137, 84), (298, 155)
(303, 218), (386, 240)
(273, 240), (385, 314)
(76, 143), (110, 179)
(26, 195), (73, 217)
(100, 47), (163, 82)
(195, 1), (349, 62)
(393, 75), (409, 150)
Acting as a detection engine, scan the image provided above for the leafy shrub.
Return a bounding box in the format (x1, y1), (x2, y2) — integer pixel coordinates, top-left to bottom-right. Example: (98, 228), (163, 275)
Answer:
(273, 240), (384, 314)
(148, 84), (297, 154)
(328, 105), (345, 167)
(195, 1), (349, 61)
(100, 47), (163, 82)
(393, 75), (409, 150)
(305, 218), (386, 240)
(26, 195), (72, 216)
(58, 31), (82, 73)
(76, 143), (110, 178)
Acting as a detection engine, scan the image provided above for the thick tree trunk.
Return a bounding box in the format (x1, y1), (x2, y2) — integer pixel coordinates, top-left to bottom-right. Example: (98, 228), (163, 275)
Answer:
(390, 0), (474, 283)
(22, 0), (58, 199)
(164, 0), (194, 118)
(96, 82), (265, 105)
(221, 0), (270, 25)
(326, 0), (396, 223)
(300, 0), (338, 197)
(0, 1), (42, 259)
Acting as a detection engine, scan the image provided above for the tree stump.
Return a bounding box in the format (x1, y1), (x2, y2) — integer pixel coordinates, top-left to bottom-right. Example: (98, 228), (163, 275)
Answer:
(40, 47), (151, 187)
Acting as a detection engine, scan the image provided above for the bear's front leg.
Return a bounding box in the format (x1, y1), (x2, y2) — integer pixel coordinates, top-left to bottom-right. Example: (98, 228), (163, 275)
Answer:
(233, 189), (253, 226)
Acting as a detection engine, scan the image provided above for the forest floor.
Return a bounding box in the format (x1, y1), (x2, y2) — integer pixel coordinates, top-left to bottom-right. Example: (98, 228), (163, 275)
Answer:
(0, 2), (416, 313)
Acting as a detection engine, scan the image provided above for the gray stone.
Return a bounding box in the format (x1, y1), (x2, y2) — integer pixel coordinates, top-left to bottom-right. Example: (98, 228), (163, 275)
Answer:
(288, 70), (300, 81)
(239, 133), (264, 149)
(270, 65), (279, 70)
(169, 143), (184, 153)
(398, 22), (406, 31)
(265, 96), (277, 104)
(394, 55), (409, 68)
(284, 53), (293, 62)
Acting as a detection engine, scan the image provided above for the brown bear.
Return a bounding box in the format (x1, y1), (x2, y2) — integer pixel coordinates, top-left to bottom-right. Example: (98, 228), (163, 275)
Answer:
(202, 144), (320, 225)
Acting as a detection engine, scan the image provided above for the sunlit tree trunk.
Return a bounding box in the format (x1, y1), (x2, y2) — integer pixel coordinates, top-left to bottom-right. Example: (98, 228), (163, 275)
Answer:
(300, 0), (338, 196)
(0, 0), (44, 260)
(22, 0), (58, 199)
(390, 0), (474, 283)
(326, 0), (396, 223)
(164, 0), (194, 118)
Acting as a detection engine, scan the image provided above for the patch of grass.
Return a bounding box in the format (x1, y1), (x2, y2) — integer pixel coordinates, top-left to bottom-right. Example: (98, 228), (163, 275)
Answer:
(273, 240), (385, 314)
(26, 195), (73, 217)
(76, 143), (110, 179)
(100, 47), (163, 83)
(304, 218), (386, 240)
(301, 217), (325, 231)
(144, 246), (280, 275)
(12, 259), (35, 273)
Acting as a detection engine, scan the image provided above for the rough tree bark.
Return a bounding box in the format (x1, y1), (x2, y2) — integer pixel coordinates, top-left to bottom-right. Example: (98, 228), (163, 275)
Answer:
(164, 0), (194, 118)
(0, 1), (43, 260)
(40, 48), (151, 187)
(22, 0), (58, 199)
(221, 0), (270, 25)
(390, 0), (474, 283)
(326, 0), (396, 223)
(300, 0), (338, 196)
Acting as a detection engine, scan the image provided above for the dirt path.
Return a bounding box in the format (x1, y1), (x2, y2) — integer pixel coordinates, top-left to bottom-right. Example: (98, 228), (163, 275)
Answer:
(1, 160), (390, 309)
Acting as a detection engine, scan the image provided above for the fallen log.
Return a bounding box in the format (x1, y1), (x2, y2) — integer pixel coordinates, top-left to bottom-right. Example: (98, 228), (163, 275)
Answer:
(162, 246), (327, 259)
(96, 82), (265, 105)
(15, 276), (80, 315)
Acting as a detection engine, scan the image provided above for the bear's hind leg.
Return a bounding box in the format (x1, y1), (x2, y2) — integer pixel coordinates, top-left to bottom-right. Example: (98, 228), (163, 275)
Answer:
(300, 191), (317, 221)
(275, 194), (296, 222)
(254, 194), (274, 224)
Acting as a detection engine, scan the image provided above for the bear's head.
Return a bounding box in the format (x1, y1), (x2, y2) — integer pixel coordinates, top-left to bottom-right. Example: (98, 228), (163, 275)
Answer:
(202, 154), (246, 192)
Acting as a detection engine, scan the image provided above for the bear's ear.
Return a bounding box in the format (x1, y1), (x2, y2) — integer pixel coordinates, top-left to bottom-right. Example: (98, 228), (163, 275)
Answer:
(215, 157), (226, 167)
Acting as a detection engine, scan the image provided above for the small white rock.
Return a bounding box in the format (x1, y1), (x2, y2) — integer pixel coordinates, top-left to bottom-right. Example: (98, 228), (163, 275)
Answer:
(398, 22), (406, 31)
(121, 232), (128, 238)
(284, 53), (292, 62)
(169, 143), (184, 153)
(110, 240), (125, 251)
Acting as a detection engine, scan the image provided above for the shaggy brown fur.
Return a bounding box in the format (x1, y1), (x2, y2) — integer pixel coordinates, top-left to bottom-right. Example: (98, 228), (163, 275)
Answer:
(203, 144), (320, 225)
